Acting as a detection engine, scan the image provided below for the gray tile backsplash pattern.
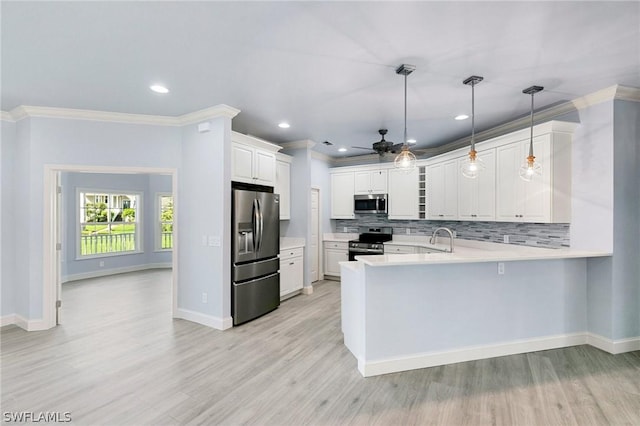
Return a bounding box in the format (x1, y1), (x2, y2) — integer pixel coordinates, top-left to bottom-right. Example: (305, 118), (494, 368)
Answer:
(335, 215), (570, 248)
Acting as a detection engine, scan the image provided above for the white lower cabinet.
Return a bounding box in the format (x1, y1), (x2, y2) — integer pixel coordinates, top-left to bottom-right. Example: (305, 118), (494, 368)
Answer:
(280, 247), (304, 299)
(384, 244), (417, 254)
(324, 241), (348, 278)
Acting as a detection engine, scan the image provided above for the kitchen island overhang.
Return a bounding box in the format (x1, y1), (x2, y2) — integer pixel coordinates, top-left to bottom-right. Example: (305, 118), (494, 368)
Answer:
(340, 242), (611, 377)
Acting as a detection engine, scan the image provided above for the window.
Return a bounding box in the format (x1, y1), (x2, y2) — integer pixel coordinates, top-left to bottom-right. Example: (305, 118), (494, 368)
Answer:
(158, 194), (173, 250)
(79, 191), (141, 257)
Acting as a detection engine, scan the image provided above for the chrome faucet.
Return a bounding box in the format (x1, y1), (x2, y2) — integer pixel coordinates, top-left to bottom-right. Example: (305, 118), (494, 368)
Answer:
(429, 227), (454, 253)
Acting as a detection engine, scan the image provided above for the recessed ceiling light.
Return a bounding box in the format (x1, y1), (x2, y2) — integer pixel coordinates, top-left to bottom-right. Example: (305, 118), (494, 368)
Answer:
(407, 138), (417, 144)
(278, 122), (290, 129)
(338, 147), (347, 152)
(150, 84), (169, 94)
(455, 114), (469, 120)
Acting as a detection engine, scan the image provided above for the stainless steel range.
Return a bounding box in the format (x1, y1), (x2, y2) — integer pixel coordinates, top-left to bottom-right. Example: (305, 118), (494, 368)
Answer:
(348, 227), (393, 261)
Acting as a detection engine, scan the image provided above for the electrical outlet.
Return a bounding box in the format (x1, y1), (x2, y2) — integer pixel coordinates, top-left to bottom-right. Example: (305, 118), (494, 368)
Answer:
(504, 235), (510, 244)
(343, 227), (348, 233)
(406, 228), (411, 235)
(498, 262), (505, 275)
(202, 293), (208, 303)
(452, 231), (457, 238)
(99, 261), (105, 267)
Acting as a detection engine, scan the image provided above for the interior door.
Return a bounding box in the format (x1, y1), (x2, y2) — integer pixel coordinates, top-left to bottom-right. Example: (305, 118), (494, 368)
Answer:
(310, 188), (319, 282)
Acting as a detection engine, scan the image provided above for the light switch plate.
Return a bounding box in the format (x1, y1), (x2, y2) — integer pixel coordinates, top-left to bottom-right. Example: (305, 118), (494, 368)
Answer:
(209, 236), (221, 247)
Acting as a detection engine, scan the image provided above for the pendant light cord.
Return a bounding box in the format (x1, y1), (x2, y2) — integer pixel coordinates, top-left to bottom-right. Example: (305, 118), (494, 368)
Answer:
(529, 91), (534, 157)
(471, 81), (476, 151)
(403, 73), (408, 147)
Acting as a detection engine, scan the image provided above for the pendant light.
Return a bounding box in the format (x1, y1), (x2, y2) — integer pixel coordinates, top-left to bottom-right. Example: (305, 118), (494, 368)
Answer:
(460, 75), (484, 179)
(519, 85), (544, 181)
(394, 64), (417, 171)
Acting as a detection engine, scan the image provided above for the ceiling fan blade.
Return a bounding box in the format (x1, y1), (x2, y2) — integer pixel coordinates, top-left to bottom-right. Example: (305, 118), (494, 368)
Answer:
(351, 146), (375, 151)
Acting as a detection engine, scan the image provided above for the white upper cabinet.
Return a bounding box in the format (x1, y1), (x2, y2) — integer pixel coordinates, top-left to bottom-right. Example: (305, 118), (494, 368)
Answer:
(354, 170), (388, 194)
(275, 154), (292, 220)
(496, 132), (571, 223)
(428, 159), (458, 220)
(458, 149), (496, 221)
(388, 167), (419, 220)
(231, 132), (281, 187)
(330, 171), (355, 219)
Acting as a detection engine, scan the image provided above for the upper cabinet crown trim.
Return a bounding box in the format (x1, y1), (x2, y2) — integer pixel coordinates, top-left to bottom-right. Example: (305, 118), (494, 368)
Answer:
(232, 131), (282, 153)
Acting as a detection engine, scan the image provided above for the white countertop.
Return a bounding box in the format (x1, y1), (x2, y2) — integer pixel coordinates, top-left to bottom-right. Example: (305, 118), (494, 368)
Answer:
(280, 237), (305, 250)
(355, 239), (611, 266)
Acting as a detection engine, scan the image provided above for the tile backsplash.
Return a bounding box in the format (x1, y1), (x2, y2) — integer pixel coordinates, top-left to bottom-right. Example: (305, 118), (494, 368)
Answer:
(335, 215), (570, 248)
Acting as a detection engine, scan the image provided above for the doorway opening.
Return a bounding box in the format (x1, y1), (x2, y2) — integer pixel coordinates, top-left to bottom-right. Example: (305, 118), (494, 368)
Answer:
(42, 165), (178, 329)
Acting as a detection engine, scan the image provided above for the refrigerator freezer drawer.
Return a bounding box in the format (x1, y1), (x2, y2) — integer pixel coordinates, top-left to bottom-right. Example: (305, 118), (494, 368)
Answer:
(233, 257), (279, 282)
(232, 272), (280, 325)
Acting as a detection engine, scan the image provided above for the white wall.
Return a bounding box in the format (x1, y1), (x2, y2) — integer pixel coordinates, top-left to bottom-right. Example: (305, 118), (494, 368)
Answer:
(612, 100), (640, 339)
(177, 117), (232, 325)
(4, 116), (181, 323)
(1, 120), (16, 317)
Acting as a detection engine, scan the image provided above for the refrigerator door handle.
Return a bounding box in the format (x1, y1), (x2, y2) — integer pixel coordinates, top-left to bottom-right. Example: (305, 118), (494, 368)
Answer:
(256, 198), (263, 252)
(252, 199), (259, 252)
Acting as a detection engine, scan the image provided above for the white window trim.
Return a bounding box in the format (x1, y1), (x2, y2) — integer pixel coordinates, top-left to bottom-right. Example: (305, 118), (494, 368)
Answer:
(155, 192), (174, 252)
(75, 187), (144, 260)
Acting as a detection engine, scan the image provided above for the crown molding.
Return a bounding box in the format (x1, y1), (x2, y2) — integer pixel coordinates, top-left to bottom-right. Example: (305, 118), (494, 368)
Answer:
(0, 111), (15, 122)
(7, 105), (179, 125)
(280, 139), (316, 150)
(178, 104), (240, 126)
(310, 150), (333, 163)
(615, 85), (640, 102)
(1, 103), (241, 126)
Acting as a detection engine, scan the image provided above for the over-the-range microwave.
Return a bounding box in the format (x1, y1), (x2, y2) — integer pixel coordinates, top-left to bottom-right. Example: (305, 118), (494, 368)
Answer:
(354, 194), (387, 214)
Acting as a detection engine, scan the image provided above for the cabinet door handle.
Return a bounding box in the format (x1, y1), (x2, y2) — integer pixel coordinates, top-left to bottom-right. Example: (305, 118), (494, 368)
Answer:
(289, 262), (295, 265)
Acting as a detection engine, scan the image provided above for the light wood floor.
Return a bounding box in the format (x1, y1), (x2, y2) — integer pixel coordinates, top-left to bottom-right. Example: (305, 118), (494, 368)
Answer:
(2, 270), (639, 425)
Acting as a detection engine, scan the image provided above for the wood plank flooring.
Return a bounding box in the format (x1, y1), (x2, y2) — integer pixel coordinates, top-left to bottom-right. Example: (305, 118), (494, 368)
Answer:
(2, 269), (639, 425)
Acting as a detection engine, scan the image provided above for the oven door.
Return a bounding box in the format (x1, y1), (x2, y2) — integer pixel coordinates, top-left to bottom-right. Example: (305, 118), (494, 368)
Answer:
(349, 248), (384, 261)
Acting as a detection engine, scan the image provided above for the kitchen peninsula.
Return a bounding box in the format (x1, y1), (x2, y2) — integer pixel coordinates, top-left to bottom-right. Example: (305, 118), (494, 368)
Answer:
(340, 239), (610, 377)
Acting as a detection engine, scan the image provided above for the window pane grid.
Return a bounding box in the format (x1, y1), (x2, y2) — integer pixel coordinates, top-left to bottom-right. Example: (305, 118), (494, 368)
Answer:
(79, 192), (139, 256)
(159, 195), (173, 250)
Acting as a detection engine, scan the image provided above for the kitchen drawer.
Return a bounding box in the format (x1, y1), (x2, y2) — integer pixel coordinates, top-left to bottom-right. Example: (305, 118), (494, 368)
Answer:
(384, 244), (417, 254)
(324, 241), (348, 250)
(280, 247), (304, 260)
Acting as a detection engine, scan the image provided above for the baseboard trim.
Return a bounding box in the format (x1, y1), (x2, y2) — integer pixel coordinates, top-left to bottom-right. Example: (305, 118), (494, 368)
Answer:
(174, 308), (233, 331)
(586, 332), (640, 354)
(62, 263), (172, 283)
(0, 314), (50, 331)
(360, 333), (588, 377)
(1, 314), (17, 327)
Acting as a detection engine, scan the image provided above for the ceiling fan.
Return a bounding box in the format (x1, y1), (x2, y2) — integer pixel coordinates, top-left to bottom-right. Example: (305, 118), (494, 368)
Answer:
(352, 129), (405, 156)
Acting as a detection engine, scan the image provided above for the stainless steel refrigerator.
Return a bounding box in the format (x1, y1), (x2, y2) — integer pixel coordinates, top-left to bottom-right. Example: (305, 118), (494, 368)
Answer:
(232, 188), (280, 325)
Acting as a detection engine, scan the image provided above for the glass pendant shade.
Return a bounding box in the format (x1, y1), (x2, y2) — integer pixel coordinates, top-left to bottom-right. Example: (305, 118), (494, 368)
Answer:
(394, 145), (417, 171)
(461, 150), (486, 179)
(518, 155), (542, 182)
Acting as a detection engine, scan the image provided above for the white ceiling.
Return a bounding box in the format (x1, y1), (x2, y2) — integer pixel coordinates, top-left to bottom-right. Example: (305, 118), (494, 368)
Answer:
(2, 1), (639, 158)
